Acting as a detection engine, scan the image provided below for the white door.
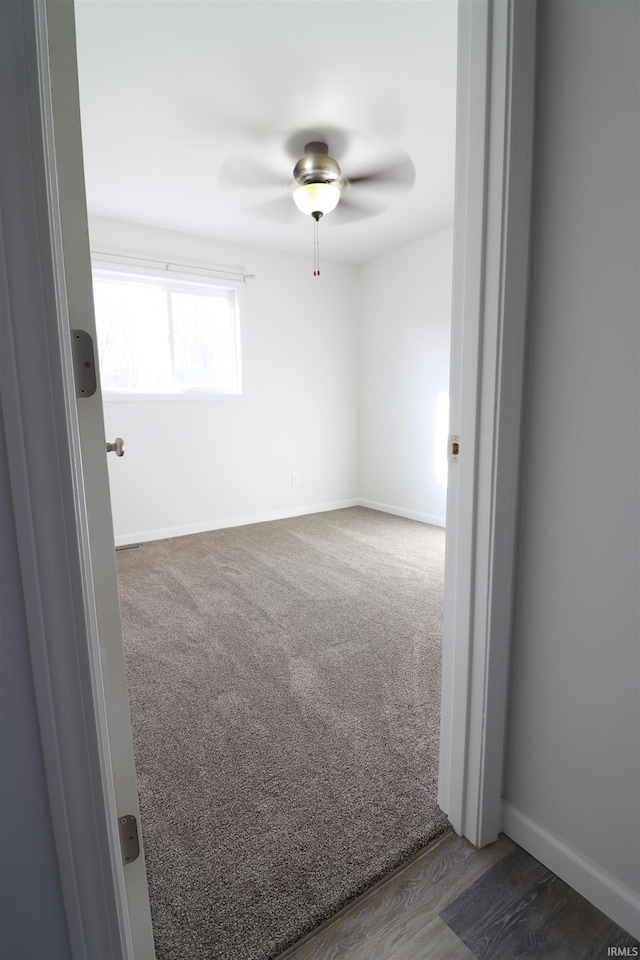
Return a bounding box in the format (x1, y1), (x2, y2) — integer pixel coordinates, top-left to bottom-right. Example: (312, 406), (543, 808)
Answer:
(42, 2), (155, 955)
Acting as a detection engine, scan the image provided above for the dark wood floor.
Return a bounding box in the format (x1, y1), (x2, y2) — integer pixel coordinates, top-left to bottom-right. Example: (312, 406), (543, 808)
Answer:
(277, 832), (639, 960)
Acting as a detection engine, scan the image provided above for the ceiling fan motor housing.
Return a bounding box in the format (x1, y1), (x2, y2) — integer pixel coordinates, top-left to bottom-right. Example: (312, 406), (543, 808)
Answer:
(293, 142), (341, 186)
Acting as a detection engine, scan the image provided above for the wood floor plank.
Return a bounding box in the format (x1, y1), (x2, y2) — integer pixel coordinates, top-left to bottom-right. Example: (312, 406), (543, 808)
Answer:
(441, 847), (622, 960)
(280, 834), (640, 960)
(583, 916), (640, 959)
(380, 916), (478, 960)
(279, 832), (514, 960)
(412, 917), (476, 960)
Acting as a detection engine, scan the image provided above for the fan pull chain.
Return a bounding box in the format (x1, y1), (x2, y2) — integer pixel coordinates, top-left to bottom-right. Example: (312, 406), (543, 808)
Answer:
(312, 211), (322, 276)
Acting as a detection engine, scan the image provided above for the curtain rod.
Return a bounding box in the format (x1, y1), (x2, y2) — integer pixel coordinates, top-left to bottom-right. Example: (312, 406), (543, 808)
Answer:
(91, 250), (255, 283)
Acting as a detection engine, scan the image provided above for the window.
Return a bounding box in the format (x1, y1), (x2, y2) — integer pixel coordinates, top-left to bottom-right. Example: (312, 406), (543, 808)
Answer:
(91, 264), (242, 397)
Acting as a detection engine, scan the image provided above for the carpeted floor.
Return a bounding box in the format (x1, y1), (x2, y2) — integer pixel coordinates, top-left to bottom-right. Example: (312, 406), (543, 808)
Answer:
(116, 506), (449, 960)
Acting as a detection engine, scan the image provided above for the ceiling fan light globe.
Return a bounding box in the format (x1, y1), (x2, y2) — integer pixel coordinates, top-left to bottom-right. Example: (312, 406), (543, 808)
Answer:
(293, 182), (340, 217)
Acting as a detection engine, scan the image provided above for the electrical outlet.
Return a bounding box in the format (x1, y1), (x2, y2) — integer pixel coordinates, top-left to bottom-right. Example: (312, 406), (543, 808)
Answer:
(291, 473), (299, 487)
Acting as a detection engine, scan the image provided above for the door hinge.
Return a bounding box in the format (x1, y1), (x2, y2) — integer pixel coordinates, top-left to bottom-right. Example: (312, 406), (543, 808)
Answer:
(448, 435), (460, 461)
(70, 329), (97, 398)
(118, 814), (140, 866)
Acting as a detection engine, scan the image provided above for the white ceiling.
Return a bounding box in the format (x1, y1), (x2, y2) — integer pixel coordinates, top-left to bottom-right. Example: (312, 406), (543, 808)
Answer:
(74, 1), (458, 265)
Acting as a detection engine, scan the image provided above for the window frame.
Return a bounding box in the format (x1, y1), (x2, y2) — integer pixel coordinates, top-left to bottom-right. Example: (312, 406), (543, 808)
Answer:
(91, 259), (244, 401)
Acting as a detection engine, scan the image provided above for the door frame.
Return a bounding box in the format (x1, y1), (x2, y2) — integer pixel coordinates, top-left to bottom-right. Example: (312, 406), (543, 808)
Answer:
(439, 0), (537, 846)
(1, 1), (134, 956)
(2, 0), (537, 953)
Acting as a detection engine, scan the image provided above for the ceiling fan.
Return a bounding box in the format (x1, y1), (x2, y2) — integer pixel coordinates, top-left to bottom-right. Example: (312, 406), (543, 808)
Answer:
(220, 129), (415, 273)
(220, 129), (415, 224)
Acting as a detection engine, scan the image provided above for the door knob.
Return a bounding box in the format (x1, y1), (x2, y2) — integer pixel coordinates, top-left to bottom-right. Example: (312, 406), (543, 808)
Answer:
(106, 437), (125, 457)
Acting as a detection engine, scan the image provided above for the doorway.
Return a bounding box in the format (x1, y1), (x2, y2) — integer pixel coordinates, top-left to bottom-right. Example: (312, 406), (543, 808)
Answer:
(74, 4), (458, 953)
(2, 4), (532, 956)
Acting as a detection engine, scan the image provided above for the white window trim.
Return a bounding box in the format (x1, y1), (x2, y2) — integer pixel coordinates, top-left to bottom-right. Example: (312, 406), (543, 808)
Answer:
(92, 258), (244, 400)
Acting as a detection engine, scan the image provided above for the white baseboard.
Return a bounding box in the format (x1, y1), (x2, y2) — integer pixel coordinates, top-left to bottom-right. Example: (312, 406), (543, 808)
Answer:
(113, 500), (360, 546)
(502, 800), (640, 939)
(358, 499), (446, 528)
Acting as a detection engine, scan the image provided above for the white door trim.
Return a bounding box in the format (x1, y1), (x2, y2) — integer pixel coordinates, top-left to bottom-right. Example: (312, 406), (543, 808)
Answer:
(1, 1), (133, 956)
(2, 0), (537, 953)
(439, 0), (537, 847)
(37, 0), (155, 954)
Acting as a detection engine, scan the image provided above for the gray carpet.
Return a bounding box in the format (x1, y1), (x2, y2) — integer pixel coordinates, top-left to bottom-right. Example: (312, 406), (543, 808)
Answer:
(116, 506), (449, 960)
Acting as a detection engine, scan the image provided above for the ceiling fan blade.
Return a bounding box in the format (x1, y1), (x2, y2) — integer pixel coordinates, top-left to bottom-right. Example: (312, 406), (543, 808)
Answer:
(245, 197), (299, 224)
(219, 155), (285, 191)
(330, 195), (384, 225)
(347, 153), (416, 190)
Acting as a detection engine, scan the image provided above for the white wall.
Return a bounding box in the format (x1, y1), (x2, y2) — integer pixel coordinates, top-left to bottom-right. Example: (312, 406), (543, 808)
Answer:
(90, 217), (360, 543)
(504, 0), (640, 937)
(91, 217), (453, 543)
(358, 228), (453, 525)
